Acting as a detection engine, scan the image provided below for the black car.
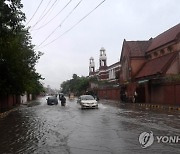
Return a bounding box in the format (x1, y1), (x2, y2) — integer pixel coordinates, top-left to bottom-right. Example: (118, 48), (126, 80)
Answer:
(47, 96), (58, 105)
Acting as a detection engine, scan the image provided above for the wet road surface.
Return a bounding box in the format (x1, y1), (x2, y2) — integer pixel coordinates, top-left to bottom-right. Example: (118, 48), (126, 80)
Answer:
(0, 96), (180, 154)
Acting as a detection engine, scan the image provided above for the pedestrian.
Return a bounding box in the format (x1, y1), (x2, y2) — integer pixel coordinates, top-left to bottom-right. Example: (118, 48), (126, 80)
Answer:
(124, 91), (128, 102)
(133, 91), (138, 103)
(61, 95), (66, 106)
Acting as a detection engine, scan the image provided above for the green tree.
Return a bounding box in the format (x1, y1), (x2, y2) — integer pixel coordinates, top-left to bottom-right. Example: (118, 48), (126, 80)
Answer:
(60, 74), (89, 96)
(0, 0), (43, 95)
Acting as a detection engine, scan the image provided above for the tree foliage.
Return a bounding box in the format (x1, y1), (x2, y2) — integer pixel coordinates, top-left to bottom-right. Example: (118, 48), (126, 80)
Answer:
(61, 74), (89, 96)
(0, 0), (43, 95)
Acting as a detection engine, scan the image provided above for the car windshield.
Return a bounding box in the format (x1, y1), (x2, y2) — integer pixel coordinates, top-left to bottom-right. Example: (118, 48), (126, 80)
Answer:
(48, 97), (56, 100)
(81, 95), (94, 100)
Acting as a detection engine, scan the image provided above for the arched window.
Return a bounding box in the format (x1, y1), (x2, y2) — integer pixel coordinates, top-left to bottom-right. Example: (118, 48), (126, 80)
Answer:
(167, 46), (172, 52)
(154, 51), (158, 57)
(160, 49), (165, 55)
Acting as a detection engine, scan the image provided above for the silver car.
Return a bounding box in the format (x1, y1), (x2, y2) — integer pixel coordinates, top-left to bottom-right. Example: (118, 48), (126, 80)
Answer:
(77, 95), (98, 109)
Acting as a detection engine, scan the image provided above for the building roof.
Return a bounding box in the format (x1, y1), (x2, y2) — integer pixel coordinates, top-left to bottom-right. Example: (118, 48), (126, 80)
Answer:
(108, 61), (120, 69)
(126, 40), (151, 57)
(135, 52), (178, 79)
(147, 23), (180, 52)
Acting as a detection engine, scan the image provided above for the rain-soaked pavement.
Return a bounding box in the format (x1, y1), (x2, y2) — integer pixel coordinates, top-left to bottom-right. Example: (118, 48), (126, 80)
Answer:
(0, 96), (180, 154)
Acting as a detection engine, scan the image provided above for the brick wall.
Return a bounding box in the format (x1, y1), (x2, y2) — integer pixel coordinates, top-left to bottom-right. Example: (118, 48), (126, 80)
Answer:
(97, 87), (120, 100)
(0, 95), (20, 112)
(151, 83), (180, 105)
(97, 83), (180, 105)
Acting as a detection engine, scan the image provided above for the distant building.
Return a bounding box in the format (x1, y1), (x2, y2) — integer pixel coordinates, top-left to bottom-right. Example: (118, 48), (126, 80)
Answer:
(88, 47), (121, 100)
(89, 47), (120, 83)
(89, 57), (95, 76)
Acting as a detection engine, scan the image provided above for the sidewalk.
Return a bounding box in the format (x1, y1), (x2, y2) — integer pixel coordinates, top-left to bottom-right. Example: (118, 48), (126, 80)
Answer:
(137, 103), (180, 111)
(99, 99), (180, 111)
(0, 107), (18, 118)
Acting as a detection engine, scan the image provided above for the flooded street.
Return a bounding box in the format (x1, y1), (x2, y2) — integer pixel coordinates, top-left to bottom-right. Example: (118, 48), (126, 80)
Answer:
(0, 96), (180, 154)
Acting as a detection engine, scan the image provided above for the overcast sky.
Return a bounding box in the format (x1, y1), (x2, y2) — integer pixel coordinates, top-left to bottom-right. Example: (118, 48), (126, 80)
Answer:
(21, 0), (180, 89)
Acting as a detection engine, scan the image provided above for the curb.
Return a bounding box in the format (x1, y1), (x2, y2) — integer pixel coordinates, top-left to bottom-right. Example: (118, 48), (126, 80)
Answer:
(0, 108), (18, 119)
(100, 99), (180, 111)
(138, 103), (180, 111)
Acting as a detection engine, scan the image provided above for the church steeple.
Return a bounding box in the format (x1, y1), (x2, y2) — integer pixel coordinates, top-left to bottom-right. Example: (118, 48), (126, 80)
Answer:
(99, 47), (107, 70)
(89, 57), (95, 76)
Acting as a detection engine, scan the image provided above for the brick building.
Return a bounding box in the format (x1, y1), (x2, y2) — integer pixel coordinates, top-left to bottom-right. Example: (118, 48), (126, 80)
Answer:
(88, 23), (180, 104)
(88, 47), (121, 100)
(89, 47), (120, 83)
(120, 23), (180, 105)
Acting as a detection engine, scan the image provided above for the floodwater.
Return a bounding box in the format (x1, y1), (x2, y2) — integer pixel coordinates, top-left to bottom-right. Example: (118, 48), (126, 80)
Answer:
(0, 96), (180, 154)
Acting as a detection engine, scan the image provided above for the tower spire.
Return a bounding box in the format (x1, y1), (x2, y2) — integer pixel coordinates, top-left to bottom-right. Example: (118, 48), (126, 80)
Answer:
(89, 57), (95, 76)
(99, 47), (107, 70)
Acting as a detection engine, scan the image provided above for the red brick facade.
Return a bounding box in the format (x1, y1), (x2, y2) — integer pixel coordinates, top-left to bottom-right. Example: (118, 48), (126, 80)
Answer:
(98, 87), (120, 101)
(120, 23), (180, 105)
(0, 95), (20, 112)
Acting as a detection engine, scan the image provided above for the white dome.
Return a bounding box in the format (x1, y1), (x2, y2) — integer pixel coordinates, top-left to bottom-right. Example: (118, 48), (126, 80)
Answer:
(100, 47), (105, 51)
(99, 47), (106, 59)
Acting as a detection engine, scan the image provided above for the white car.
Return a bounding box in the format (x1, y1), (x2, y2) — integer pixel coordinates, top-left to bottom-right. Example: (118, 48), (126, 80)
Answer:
(77, 95), (98, 109)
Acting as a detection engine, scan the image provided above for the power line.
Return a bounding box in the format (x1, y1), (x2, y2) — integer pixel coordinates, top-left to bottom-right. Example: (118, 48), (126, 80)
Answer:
(39, 0), (61, 25)
(26, 0), (44, 26)
(37, 0), (83, 47)
(60, 0), (83, 26)
(30, 0), (59, 30)
(33, 0), (73, 31)
(39, 0), (106, 49)
(31, 0), (52, 27)
(38, 0), (52, 20)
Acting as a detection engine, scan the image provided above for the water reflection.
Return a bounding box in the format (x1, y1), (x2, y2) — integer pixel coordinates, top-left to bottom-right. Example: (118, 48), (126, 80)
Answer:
(0, 108), (37, 153)
(0, 98), (180, 154)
